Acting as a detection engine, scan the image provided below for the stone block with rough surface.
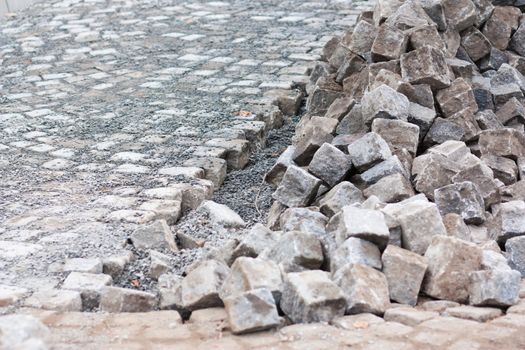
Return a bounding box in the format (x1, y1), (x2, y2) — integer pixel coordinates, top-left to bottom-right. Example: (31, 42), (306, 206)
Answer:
(273, 165), (322, 208)
(280, 270), (346, 323)
(224, 288), (281, 334)
(330, 237), (382, 274)
(382, 245), (427, 306)
(180, 260), (230, 311)
(99, 286), (157, 312)
(333, 264), (390, 315)
(327, 205), (390, 249)
(423, 236), (482, 303)
(219, 257), (283, 302)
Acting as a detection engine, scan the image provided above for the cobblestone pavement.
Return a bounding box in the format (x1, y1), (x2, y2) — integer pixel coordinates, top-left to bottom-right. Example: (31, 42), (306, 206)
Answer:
(0, 0), (371, 297)
(14, 292), (525, 349)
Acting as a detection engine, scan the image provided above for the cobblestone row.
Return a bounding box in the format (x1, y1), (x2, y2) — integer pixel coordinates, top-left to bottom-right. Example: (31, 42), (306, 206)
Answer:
(10, 294), (525, 349)
(0, 0), (372, 300)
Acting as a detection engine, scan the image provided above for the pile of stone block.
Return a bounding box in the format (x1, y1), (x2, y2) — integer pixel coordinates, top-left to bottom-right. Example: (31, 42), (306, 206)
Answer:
(159, 0), (525, 335)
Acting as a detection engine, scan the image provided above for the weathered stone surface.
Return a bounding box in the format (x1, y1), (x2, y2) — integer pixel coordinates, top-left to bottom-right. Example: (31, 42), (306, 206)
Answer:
(260, 231), (323, 273)
(395, 201), (447, 255)
(448, 108), (482, 142)
(265, 145), (296, 187)
(373, 0), (405, 26)
(453, 163), (500, 209)
(331, 313), (385, 330)
(382, 245), (427, 306)
(494, 200), (525, 244)
(232, 224), (280, 260)
(325, 97), (356, 121)
(371, 24), (407, 62)
(420, 300), (460, 313)
(330, 237), (382, 274)
(364, 173), (415, 203)
(511, 22), (525, 57)
(149, 250), (171, 280)
(492, 64), (525, 93)
(102, 253), (133, 279)
(23, 289), (82, 312)
(265, 89), (304, 117)
(293, 117), (336, 165)
(434, 181), (486, 225)
(371, 119), (419, 156)
(333, 264), (390, 315)
(483, 6), (521, 51)
(496, 98), (525, 125)
(308, 62), (331, 94)
(355, 155), (409, 187)
(327, 206), (390, 249)
(481, 154), (518, 185)
(138, 199), (182, 225)
(129, 219), (178, 252)
(273, 165), (322, 208)
(408, 102), (436, 137)
(220, 257), (283, 302)
(158, 273), (183, 310)
(420, 0), (446, 31)
(329, 44), (351, 71)
(442, 0), (477, 31)
(322, 35), (340, 61)
(280, 207), (327, 236)
(224, 288), (281, 334)
(308, 143), (352, 187)
(506, 236), (525, 276)
(361, 85), (409, 126)
(180, 260), (230, 311)
(479, 48), (508, 72)
(409, 25), (446, 53)
(435, 78), (477, 118)
(491, 83), (524, 106)
(319, 181), (365, 217)
(342, 20), (377, 57)
(280, 270), (346, 323)
(99, 286), (157, 312)
(400, 84), (434, 111)
(469, 269), (521, 307)
(400, 46), (451, 90)
(336, 103), (368, 135)
(62, 272), (113, 310)
(198, 200), (245, 228)
(423, 117), (465, 148)
(63, 258), (103, 274)
(369, 68), (403, 92)
(347, 132), (392, 172)
(183, 157), (227, 189)
(0, 285), (29, 307)
(443, 213), (471, 241)
(204, 138), (250, 170)
(412, 153), (460, 200)
(447, 58), (476, 80)
(0, 315), (49, 350)
(384, 0), (434, 30)
(384, 308), (439, 326)
(306, 76), (343, 116)
(445, 305), (503, 322)
(461, 27), (491, 62)
(480, 249), (509, 271)
(423, 236), (482, 303)
(336, 53), (366, 85)
(475, 110), (504, 130)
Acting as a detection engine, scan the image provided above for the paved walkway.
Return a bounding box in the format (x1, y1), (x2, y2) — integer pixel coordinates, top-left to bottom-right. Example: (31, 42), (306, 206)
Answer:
(0, 0), (370, 299)
(12, 299), (525, 349)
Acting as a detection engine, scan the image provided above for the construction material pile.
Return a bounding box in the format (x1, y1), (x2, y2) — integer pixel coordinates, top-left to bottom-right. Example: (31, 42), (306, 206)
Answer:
(169, 0), (525, 334)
